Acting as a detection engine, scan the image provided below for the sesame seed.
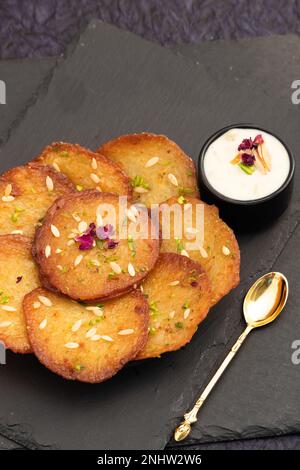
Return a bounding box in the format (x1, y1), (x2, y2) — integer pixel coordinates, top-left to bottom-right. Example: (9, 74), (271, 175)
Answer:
(78, 221), (88, 233)
(72, 319), (82, 332)
(57, 265), (63, 271)
(1, 305), (16, 312)
(140, 285), (144, 293)
(96, 186), (102, 192)
(38, 296), (52, 307)
(39, 318), (47, 330)
(133, 187), (149, 193)
(101, 335), (113, 342)
(4, 184), (12, 196)
(55, 248), (63, 253)
(45, 245), (51, 258)
(74, 255), (83, 267)
(72, 213), (81, 222)
(128, 263), (135, 277)
(222, 246), (231, 256)
(90, 334), (101, 341)
(168, 280), (180, 286)
(167, 173), (178, 186)
(110, 261), (122, 274)
(90, 173), (100, 184)
(46, 176), (54, 191)
(145, 156), (159, 168)
(118, 329), (134, 335)
(199, 247), (208, 258)
(11, 230), (23, 235)
(51, 225), (60, 238)
(126, 208), (136, 223)
(0, 321), (12, 327)
(86, 306), (103, 317)
(64, 342), (79, 349)
(52, 162), (61, 172)
(2, 195), (14, 202)
(91, 157), (98, 170)
(86, 327), (97, 338)
(184, 308), (190, 319)
(181, 249), (189, 258)
(68, 232), (76, 239)
(33, 302), (41, 309)
(169, 310), (175, 319)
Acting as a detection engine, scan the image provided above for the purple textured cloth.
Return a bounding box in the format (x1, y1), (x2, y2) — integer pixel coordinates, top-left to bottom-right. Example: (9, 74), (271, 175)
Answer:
(1, 0), (300, 59)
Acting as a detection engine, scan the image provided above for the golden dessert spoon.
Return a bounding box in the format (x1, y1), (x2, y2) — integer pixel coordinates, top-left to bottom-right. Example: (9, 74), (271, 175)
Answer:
(174, 271), (289, 442)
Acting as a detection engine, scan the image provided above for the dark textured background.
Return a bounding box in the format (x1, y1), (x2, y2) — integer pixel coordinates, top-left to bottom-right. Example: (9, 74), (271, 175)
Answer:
(1, 0), (300, 59)
(0, 0), (299, 451)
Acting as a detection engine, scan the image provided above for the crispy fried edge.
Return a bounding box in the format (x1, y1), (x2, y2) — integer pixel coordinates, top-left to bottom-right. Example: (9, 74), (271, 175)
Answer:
(136, 252), (211, 360)
(33, 190), (160, 301)
(97, 132), (199, 198)
(23, 287), (149, 383)
(2, 162), (75, 195)
(160, 196), (240, 305)
(0, 234), (35, 354)
(31, 142), (133, 199)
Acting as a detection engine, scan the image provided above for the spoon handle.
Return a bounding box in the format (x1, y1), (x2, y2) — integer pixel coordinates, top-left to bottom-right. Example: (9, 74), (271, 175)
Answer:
(174, 324), (253, 442)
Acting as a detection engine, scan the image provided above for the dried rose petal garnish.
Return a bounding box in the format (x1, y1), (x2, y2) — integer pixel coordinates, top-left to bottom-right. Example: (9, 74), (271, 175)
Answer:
(231, 134), (270, 175)
(252, 134), (264, 147)
(241, 153), (255, 166)
(96, 224), (114, 240)
(75, 223), (118, 251)
(107, 239), (119, 249)
(75, 223), (96, 250)
(238, 138), (254, 151)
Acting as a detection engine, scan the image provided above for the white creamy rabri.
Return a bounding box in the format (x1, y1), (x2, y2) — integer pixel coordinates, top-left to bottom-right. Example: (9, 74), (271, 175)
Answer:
(203, 128), (290, 201)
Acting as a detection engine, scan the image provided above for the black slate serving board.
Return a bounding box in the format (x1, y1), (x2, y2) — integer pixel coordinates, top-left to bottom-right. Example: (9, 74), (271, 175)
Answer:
(0, 58), (56, 146)
(0, 22), (299, 449)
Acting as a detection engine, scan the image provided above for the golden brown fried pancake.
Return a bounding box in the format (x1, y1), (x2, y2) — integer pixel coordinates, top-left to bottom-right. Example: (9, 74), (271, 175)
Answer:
(136, 253), (211, 359)
(0, 235), (40, 353)
(159, 197), (240, 305)
(97, 133), (199, 206)
(33, 142), (132, 198)
(23, 288), (149, 382)
(33, 191), (160, 301)
(0, 163), (74, 238)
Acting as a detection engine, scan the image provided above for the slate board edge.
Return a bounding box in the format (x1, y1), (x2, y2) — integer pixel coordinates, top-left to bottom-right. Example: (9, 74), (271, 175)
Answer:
(0, 21), (299, 450)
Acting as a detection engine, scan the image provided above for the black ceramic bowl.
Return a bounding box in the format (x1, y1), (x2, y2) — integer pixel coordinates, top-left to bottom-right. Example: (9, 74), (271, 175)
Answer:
(198, 124), (295, 231)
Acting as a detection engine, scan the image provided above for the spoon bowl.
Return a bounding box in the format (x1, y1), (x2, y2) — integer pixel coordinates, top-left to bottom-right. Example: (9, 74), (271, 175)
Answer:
(243, 272), (289, 328)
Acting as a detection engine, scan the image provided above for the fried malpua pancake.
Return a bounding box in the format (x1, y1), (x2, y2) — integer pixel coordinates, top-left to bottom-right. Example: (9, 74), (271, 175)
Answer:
(32, 142), (132, 198)
(0, 163), (74, 238)
(23, 288), (149, 383)
(33, 191), (160, 301)
(159, 197), (240, 305)
(136, 253), (211, 360)
(0, 235), (40, 353)
(97, 133), (199, 206)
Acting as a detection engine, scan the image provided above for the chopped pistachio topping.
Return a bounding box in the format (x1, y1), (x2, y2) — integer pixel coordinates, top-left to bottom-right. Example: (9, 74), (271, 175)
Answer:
(178, 187), (193, 197)
(175, 238), (184, 253)
(0, 292), (10, 305)
(131, 175), (150, 190)
(127, 235), (136, 257)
